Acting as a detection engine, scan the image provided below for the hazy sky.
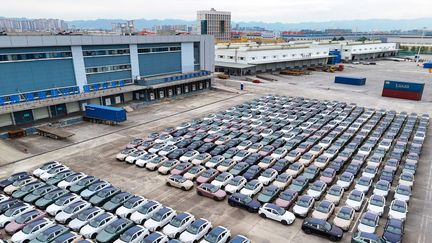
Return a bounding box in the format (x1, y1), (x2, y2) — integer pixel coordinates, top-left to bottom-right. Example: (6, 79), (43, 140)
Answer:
(2, 0), (431, 22)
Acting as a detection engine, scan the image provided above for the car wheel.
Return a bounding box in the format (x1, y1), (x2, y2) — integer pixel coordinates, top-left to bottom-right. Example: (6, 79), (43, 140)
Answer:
(247, 208), (255, 213)
(197, 191), (203, 196)
(126, 213), (131, 218)
(91, 233), (96, 239)
(181, 186), (187, 191)
(175, 233), (180, 239)
(166, 182), (170, 186)
(329, 236), (338, 242)
(303, 228), (311, 234)
(260, 213), (266, 218)
(65, 218), (71, 225)
(228, 202), (236, 207)
(23, 240), (29, 243)
(281, 220), (288, 225)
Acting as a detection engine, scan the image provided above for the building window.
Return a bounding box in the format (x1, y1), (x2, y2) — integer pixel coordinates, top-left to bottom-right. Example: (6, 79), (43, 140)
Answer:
(251, 57), (256, 60)
(138, 48), (151, 53)
(86, 64), (131, 74)
(83, 49), (130, 57)
(152, 47), (169, 52)
(137, 46), (181, 54)
(273, 55), (277, 58)
(238, 57), (245, 60)
(218, 55), (224, 58)
(282, 55), (287, 58)
(169, 47), (181, 51)
(0, 51), (72, 62)
(263, 56), (267, 59)
(228, 56), (234, 59)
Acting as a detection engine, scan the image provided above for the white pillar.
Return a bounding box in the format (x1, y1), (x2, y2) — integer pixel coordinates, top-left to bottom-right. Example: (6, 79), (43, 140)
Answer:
(181, 42), (194, 73)
(129, 44), (140, 78)
(71, 46), (87, 92)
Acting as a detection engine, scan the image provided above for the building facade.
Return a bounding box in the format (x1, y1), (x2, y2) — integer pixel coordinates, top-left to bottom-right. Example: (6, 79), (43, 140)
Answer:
(197, 8), (231, 40)
(0, 35), (214, 129)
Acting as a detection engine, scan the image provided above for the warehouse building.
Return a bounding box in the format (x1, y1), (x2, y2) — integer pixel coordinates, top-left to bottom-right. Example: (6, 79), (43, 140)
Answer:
(215, 41), (398, 75)
(0, 35), (214, 129)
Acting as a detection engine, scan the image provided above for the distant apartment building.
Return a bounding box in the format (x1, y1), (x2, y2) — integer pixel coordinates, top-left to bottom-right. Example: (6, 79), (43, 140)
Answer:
(197, 8), (231, 40)
(0, 18), (68, 32)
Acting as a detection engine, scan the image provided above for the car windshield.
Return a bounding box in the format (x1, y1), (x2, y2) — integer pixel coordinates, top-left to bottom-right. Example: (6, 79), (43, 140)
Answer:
(376, 183), (388, 190)
(97, 188), (113, 197)
(349, 193), (362, 201)
(293, 179), (304, 186)
(296, 198), (310, 207)
(64, 204), (78, 214)
(317, 204), (330, 213)
(329, 187), (341, 196)
(202, 170), (214, 177)
(186, 223), (201, 234)
(77, 210), (92, 221)
(392, 204), (406, 213)
(120, 229), (135, 242)
(396, 188), (410, 196)
(359, 179), (370, 186)
(15, 213), (33, 224)
(387, 225), (402, 234)
(21, 184), (37, 192)
(89, 217), (104, 227)
(401, 174), (413, 181)
(361, 217), (376, 227)
(311, 184), (323, 191)
(22, 222), (38, 234)
(170, 217), (184, 227)
(262, 188), (275, 196)
(111, 195), (126, 204)
(37, 229), (56, 241)
(262, 170), (274, 177)
(276, 175), (289, 182)
(324, 222), (332, 231)
(370, 197), (384, 206)
(280, 192), (294, 201)
(4, 207), (19, 217)
(337, 210), (351, 220)
(322, 171), (333, 177)
(65, 175), (80, 182)
(55, 196), (71, 206)
(151, 210), (166, 221)
(105, 223), (119, 234)
(340, 174), (352, 182)
(244, 182), (257, 190)
(228, 178), (242, 186)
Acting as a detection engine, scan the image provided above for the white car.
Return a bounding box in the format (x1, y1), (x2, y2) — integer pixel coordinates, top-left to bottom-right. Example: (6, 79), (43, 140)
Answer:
(191, 153), (212, 165)
(158, 145), (178, 156)
(205, 156), (225, 168)
(398, 172), (415, 187)
(125, 150), (148, 164)
(135, 153), (159, 167)
(373, 180), (390, 198)
(306, 180), (327, 200)
(313, 156), (330, 169)
(311, 200), (335, 220)
(114, 225), (149, 243)
(247, 143), (263, 153)
(388, 200), (408, 221)
(224, 176), (247, 194)
(345, 190), (365, 211)
(362, 165), (378, 179)
(292, 195), (315, 218)
(201, 226), (231, 243)
(257, 157), (276, 170)
(357, 212), (379, 233)
(57, 173), (86, 189)
(271, 148), (288, 159)
(367, 195), (386, 216)
(116, 196), (147, 218)
(80, 212), (118, 239)
(324, 185), (344, 205)
(236, 141), (252, 150)
(148, 143), (168, 154)
(336, 172), (355, 189)
(33, 161), (62, 177)
(0, 204), (34, 227)
(145, 156), (169, 170)
(162, 212), (195, 238)
(68, 207), (104, 231)
(233, 151), (251, 162)
(354, 176), (373, 193)
(11, 218), (55, 243)
(272, 173), (292, 190)
(144, 207), (176, 232)
(80, 181), (111, 200)
(0, 194), (9, 203)
(116, 149), (137, 161)
(394, 185), (412, 202)
(216, 160), (237, 172)
(143, 232), (169, 243)
(155, 134), (173, 144)
(239, 180), (263, 197)
(257, 168), (278, 186)
(4, 177), (37, 195)
(180, 150), (199, 163)
(40, 165), (69, 181)
(130, 201), (163, 225)
(211, 172), (234, 188)
(166, 137), (184, 146)
(179, 218), (212, 243)
(258, 203), (295, 225)
(46, 194), (82, 216)
(55, 200), (91, 224)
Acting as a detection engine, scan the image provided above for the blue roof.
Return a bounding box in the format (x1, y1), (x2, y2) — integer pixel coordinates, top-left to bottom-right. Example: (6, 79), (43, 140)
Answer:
(305, 217), (325, 225)
(174, 212), (190, 221)
(319, 200), (332, 208)
(110, 218), (130, 227)
(26, 218), (48, 228)
(209, 226), (227, 236)
(364, 212), (378, 220)
(394, 200), (406, 207)
(85, 104), (125, 112)
(155, 207), (171, 216)
(94, 213), (111, 221)
(190, 219), (207, 227)
(44, 225), (65, 234)
(340, 207), (353, 214)
(266, 203), (282, 211)
(124, 225), (142, 235)
(20, 209), (39, 218)
(54, 232), (76, 243)
(388, 218), (403, 227)
(230, 235), (249, 243)
(145, 232), (163, 241)
(127, 196), (142, 204)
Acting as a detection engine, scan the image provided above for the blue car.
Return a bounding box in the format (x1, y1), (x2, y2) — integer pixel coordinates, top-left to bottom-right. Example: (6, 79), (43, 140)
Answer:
(243, 165), (262, 180)
(228, 193), (261, 213)
(382, 219), (404, 243)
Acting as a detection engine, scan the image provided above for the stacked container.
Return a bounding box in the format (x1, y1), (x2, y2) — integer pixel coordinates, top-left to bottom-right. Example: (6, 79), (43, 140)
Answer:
(382, 80), (425, 101)
(334, 76), (366, 86)
(84, 104), (127, 123)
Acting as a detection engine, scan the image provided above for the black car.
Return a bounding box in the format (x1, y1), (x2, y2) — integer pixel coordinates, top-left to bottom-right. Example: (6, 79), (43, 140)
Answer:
(271, 159), (290, 173)
(197, 143), (216, 153)
(228, 193), (261, 213)
(243, 165), (262, 180)
(243, 153), (262, 165)
(0, 199), (23, 214)
(302, 217), (343, 242)
(175, 138), (193, 148)
(0, 172), (29, 190)
(167, 148), (188, 159)
(187, 141), (205, 150)
(209, 145), (229, 156)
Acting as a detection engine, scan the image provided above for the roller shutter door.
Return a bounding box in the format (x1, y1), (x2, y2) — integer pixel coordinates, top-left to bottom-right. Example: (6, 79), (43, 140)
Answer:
(124, 92), (133, 102)
(66, 102), (80, 113)
(0, 113), (13, 127)
(33, 107), (49, 120)
(89, 98), (100, 105)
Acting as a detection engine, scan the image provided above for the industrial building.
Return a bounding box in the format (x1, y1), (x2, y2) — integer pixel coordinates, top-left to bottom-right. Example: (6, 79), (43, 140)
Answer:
(215, 41), (398, 75)
(0, 35), (214, 129)
(197, 8), (231, 40)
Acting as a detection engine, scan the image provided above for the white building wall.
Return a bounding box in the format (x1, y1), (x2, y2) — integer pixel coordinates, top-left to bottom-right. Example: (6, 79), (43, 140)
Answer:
(181, 42), (194, 73)
(129, 44), (140, 78)
(71, 46), (87, 92)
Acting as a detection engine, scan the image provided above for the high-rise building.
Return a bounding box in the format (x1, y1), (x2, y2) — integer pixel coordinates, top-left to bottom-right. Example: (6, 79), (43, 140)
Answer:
(197, 8), (231, 40)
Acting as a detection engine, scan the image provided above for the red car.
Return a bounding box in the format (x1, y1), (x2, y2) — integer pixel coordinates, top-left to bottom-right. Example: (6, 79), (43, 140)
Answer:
(5, 209), (47, 235)
(171, 162), (193, 175)
(274, 189), (298, 209)
(319, 168), (336, 185)
(196, 183), (227, 201)
(196, 168), (219, 184)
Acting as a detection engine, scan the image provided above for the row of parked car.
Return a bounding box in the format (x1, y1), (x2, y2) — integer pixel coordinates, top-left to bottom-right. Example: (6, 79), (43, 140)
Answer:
(115, 95), (428, 242)
(0, 162), (249, 243)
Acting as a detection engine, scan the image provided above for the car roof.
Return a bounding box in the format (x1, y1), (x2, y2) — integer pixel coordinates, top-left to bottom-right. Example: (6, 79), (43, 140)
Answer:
(210, 226), (227, 236)
(191, 218), (207, 227)
(20, 209), (40, 217)
(393, 200), (406, 207)
(340, 206), (353, 214)
(174, 212), (191, 221)
(146, 232), (163, 241)
(355, 232), (381, 240)
(54, 232), (75, 242)
(111, 218), (130, 227)
(319, 200), (332, 207)
(45, 225), (65, 233)
(266, 203), (282, 211)
(156, 207), (172, 215)
(26, 218), (48, 228)
(94, 213), (111, 221)
(127, 196), (142, 203)
(305, 217), (325, 224)
(125, 225), (142, 234)
(364, 212), (378, 219)
(388, 218), (403, 227)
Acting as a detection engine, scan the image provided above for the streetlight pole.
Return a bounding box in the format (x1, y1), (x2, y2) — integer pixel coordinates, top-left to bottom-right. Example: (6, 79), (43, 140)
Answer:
(416, 27), (426, 63)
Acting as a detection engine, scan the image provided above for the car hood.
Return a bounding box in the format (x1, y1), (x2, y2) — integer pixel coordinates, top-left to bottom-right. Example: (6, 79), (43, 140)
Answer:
(329, 225), (343, 236)
(5, 221), (23, 233)
(69, 218), (86, 229)
(0, 180), (12, 188)
(248, 199), (261, 209)
(96, 230), (115, 242)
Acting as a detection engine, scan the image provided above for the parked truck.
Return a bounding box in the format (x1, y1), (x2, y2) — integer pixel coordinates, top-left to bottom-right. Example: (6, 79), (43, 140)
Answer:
(84, 104), (127, 125)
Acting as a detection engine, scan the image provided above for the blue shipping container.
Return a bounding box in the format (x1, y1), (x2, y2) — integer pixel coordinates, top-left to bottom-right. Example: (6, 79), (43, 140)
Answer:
(335, 76), (366, 86)
(383, 80), (425, 93)
(423, 63), (432, 68)
(84, 104), (127, 123)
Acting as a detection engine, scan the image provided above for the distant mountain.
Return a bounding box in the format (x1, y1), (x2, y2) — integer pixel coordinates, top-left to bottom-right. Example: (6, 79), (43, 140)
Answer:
(3, 16), (428, 31)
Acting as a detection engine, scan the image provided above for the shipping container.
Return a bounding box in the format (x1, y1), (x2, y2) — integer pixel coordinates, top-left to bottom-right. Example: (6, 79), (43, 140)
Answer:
(334, 76), (366, 86)
(383, 80), (425, 93)
(84, 104), (127, 123)
(382, 89), (423, 101)
(423, 62), (432, 68)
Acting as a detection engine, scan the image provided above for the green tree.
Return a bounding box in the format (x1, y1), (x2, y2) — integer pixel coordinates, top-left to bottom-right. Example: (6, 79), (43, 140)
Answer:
(357, 36), (369, 42)
(338, 36), (345, 41)
(332, 37), (337, 41)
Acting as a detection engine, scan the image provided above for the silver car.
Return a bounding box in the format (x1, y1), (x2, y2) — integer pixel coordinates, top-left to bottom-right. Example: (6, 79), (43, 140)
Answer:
(68, 207), (104, 231)
(55, 200), (91, 224)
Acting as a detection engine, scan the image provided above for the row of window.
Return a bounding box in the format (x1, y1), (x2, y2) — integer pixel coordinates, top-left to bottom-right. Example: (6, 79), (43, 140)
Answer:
(0, 52), (72, 62)
(85, 64), (131, 74)
(138, 46), (181, 54)
(83, 49), (130, 57)
(218, 52), (328, 61)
